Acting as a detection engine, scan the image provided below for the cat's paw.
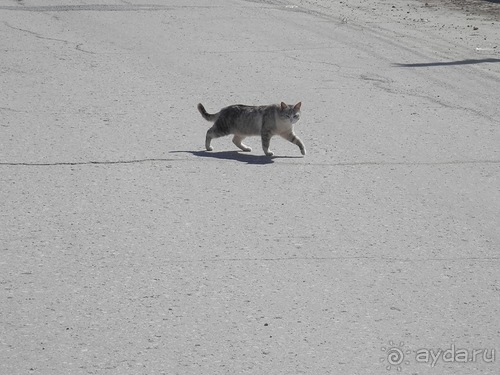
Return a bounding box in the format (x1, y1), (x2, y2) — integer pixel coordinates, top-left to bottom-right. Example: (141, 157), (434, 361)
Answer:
(265, 151), (274, 157)
(206, 146), (214, 151)
(300, 148), (306, 156)
(242, 147), (252, 152)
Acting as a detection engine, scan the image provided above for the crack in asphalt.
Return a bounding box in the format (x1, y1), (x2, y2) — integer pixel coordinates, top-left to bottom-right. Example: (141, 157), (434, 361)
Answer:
(0, 4), (223, 11)
(1, 158), (499, 167)
(0, 106), (29, 113)
(75, 43), (96, 55)
(200, 46), (340, 54)
(0, 159), (177, 166)
(4, 21), (97, 54)
(4, 21), (69, 44)
(159, 255), (500, 263)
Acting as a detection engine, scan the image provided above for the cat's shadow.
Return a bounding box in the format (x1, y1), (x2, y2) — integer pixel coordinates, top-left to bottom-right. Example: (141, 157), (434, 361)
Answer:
(171, 150), (302, 165)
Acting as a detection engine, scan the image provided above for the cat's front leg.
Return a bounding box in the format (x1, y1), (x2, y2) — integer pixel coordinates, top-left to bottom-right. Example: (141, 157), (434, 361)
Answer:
(261, 130), (274, 156)
(282, 131), (306, 155)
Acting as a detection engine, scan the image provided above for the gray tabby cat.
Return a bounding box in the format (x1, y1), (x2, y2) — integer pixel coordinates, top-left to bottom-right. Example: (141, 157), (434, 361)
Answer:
(197, 102), (305, 157)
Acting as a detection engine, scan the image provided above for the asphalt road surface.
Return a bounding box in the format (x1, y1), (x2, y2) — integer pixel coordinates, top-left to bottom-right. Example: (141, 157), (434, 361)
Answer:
(1, 0), (499, 374)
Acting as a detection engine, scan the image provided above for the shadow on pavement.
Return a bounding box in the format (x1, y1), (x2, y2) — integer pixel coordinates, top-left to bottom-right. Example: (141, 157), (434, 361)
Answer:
(171, 151), (303, 165)
(394, 58), (500, 67)
(171, 150), (275, 164)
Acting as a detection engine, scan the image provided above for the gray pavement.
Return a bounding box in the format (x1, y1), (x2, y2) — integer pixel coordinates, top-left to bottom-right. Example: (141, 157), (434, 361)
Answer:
(1, 0), (499, 374)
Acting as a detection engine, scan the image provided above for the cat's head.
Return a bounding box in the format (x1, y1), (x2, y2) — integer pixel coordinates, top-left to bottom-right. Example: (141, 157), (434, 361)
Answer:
(279, 102), (302, 124)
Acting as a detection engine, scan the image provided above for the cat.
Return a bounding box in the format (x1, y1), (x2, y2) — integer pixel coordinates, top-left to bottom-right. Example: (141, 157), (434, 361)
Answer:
(197, 102), (305, 157)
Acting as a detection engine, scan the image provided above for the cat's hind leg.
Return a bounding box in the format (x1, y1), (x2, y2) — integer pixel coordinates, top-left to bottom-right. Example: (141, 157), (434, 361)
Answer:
(232, 135), (252, 152)
(205, 125), (228, 151)
(281, 131), (306, 155)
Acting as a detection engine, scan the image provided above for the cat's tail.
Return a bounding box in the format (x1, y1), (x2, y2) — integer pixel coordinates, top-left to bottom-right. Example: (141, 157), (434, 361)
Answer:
(197, 103), (219, 122)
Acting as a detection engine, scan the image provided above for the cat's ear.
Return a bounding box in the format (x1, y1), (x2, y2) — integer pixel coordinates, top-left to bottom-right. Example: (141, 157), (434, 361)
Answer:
(280, 102), (288, 110)
(293, 102), (302, 111)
